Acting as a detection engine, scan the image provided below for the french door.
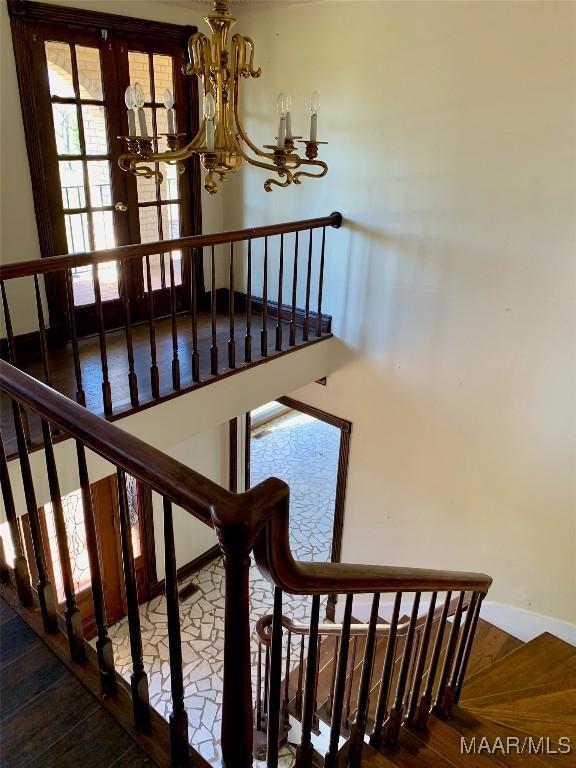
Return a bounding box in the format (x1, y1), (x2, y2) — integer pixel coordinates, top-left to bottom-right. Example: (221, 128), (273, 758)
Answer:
(14, 8), (200, 336)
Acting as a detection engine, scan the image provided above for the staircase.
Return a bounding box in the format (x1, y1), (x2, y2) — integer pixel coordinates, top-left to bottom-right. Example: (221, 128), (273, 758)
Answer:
(2, 360), (573, 767)
(256, 614), (576, 767)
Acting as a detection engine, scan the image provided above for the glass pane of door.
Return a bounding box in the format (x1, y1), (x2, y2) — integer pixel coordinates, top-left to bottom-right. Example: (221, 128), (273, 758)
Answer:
(45, 39), (119, 306)
(128, 49), (183, 294)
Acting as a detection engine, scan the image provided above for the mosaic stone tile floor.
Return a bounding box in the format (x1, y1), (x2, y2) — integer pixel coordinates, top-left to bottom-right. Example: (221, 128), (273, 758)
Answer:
(105, 409), (341, 764)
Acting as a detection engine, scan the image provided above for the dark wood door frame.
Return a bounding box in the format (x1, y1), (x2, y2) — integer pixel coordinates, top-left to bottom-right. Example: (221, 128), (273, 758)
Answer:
(245, 396), (352, 618)
(7, 0), (202, 338)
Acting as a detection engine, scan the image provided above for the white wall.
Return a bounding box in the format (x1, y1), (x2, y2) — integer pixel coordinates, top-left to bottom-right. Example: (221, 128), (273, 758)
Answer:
(222, 1), (576, 626)
(0, 0), (226, 335)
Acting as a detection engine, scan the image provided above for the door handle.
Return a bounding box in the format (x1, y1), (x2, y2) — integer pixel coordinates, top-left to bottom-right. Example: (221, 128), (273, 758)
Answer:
(114, 201), (128, 212)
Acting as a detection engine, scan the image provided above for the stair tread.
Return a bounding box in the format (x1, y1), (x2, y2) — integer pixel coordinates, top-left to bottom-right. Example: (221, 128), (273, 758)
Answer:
(464, 619), (524, 679)
(406, 716), (509, 767)
(373, 724), (457, 768)
(468, 688), (576, 741)
(436, 706), (553, 766)
(461, 633), (576, 701)
(461, 678), (576, 709)
(337, 741), (397, 768)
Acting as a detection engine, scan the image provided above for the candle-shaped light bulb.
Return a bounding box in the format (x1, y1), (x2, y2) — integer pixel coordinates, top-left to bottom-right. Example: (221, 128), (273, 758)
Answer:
(163, 89), (175, 134)
(203, 92), (216, 151)
(133, 82), (148, 137)
(277, 92), (287, 149)
(124, 85), (136, 136)
(310, 91), (319, 142)
(285, 93), (293, 140)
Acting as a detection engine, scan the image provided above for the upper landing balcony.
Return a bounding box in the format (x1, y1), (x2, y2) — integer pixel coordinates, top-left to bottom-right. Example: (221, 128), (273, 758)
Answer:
(0, 213), (343, 458)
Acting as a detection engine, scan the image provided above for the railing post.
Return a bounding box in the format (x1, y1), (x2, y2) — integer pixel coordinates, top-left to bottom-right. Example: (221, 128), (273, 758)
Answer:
(0, 435), (33, 606)
(213, 503), (262, 768)
(11, 400), (57, 632)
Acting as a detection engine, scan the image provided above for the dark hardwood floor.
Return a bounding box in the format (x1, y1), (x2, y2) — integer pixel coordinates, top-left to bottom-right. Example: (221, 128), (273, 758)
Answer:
(1, 306), (331, 458)
(0, 596), (155, 768)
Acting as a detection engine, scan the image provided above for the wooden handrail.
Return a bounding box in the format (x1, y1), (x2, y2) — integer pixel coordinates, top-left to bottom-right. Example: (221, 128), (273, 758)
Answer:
(0, 361), (285, 525)
(0, 213), (343, 280)
(254, 594), (470, 645)
(254, 495), (493, 596)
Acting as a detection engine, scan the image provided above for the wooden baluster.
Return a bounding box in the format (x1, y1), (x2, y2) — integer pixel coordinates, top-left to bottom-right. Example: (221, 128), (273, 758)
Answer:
(290, 232), (299, 346)
(267, 586), (283, 768)
(344, 636), (358, 730)
(92, 264), (113, 416)
(228, 243), (236, 368)
(453, 593), (484, 703)
(0, 434), (33, 605)
(385, 592), (422, 745)
(407, 629), (422, 706)
(263, 645), (270, 718)
(316, 227), (326, 337)
(210, 245), (218, 375)
(64, 270), (86, 406)
(1, 281), (32, 443)
(164, 498), (190, 767)
(283, 629), (292, 726)
(76, 441), (116, 694)
(119, 261), (139, 407)
(168, 254), (181, 390)
(116, 468), (151, 730)
(324, 593), (353, 768)
(434, 590), (465, 716)
(41, 418), (85, 661)
(0, 534), (9, 585)
(275, 234), (284, 351)
(313, 635), (322, 729)
(256, 642), (263, 731)
(370, 592), (402, 746)
(295, 594), (320, 768)
(295, 634), (305, 714)
(261, 237), (269, 357)
(245, 239), (252, 363)
(11, 399), (57, 632)
(190, 249), (200, 382)
(406, 592), (437, 725)
(443, 592), (480, 715)
(303, 229), (313, 342)
(416, 591), (452, 729)
(327, 636), (340, 716)
(145, 256), (160, 398)
(33, 275), (52, 387)
(348, 593), (381, 767)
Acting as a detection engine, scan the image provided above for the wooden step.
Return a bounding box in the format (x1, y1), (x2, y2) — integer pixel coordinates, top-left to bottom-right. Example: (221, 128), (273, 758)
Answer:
(466, 687), (576, 741)
(337, 740), (397, 768)
(462, 678), (576, 710)
(372, 724), (457, 768)
(461, 633), (576, 702)
(463, 619), (523, 679)
(433, 705), (553, 767)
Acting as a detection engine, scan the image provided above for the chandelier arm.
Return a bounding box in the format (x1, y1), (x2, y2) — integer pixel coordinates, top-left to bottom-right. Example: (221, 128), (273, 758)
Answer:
(237, 145), (292, 180)
(293, 161), (329, 185)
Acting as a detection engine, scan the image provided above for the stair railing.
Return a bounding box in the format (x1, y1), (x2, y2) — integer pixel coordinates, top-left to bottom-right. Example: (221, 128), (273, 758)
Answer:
(0, 360), (284, 768)
(251, 494), (492, 768)
(0, 212), (342, 451)
(0, 359), (492, 768)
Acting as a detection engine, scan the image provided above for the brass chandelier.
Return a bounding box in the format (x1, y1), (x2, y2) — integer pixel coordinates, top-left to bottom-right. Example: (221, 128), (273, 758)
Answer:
(119, 0), (328, 195)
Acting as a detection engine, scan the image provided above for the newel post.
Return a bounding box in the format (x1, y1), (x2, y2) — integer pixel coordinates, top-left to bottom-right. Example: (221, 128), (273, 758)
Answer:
(213, 512), (257, 768)
(212, 482), (285, 768)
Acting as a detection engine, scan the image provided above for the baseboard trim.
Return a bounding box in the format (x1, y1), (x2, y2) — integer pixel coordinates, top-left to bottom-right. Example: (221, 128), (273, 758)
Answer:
(481, 601), (576, 646)
(334, 594), (576, 647)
